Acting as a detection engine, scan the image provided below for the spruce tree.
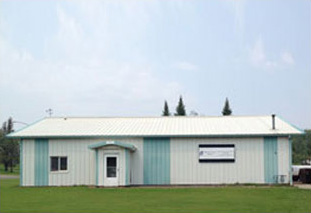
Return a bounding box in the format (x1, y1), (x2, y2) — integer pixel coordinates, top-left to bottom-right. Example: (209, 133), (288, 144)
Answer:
(175, 96), (186, 116)
(0, 117), (19, 172)
(222, 98), (232, 116)
(162, 101), (170, 116)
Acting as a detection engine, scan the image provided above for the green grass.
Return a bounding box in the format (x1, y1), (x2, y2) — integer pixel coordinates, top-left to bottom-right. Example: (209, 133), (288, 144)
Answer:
(0, 164), (19, 175)
(1, 179), (310, 213)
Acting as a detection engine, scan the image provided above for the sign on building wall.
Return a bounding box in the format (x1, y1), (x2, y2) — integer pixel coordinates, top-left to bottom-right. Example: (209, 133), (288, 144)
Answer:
(199, 144), (235, 162)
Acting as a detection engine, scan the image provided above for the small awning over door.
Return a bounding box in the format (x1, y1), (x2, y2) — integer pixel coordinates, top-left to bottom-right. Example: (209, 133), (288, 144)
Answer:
(88, 141), (136, 152)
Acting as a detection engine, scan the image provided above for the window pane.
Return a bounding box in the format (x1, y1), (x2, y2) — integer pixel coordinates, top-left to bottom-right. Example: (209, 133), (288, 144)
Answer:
(107, 168), (116, 177)
(51, 157), (59, 171)
(106, 157), (117, 177)
(60, 157), (67, 170)
(107, 157), (116, 167)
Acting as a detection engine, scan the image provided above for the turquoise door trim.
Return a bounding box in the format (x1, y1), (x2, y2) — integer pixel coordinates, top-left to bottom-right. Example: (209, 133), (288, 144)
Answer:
(289, 138), (293, 185)
(264, 137), (278, 184)
(34, 139), (49, 186)
(143, 138), (170, 185)
(20, 139), (23, 186)
(89, 141), (136, 152)
(95, 150), (99, 186)
(125, 149), (130, 185)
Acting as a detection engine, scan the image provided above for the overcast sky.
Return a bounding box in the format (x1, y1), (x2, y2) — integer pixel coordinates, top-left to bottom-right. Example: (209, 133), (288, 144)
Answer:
(0, 0), (310, 130)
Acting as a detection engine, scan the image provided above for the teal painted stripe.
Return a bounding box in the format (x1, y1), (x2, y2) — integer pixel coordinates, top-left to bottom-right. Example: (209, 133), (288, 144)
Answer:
(143, 138), (170, 185)
(20, 139), (23, 186)
(289, 138), (293, 185)
(89, 141), (136, 151)
(34, 139), (49, 186)
(277, 115), (305, 134)
(125, 149), (129, 185)
(95, 150), (99, 186)
(264, 137), (278, 184)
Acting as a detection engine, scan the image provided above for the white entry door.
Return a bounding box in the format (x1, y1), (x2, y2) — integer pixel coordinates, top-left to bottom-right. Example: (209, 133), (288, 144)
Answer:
(104, 155), (119, 186)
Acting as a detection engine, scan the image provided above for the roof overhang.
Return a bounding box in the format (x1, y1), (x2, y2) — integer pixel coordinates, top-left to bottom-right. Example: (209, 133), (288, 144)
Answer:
(7, 132), (304, 140)
(88, 141), (136, 152)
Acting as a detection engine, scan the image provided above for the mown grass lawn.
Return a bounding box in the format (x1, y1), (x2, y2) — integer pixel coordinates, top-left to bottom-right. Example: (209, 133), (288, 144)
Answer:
(0, 179), (310, 213)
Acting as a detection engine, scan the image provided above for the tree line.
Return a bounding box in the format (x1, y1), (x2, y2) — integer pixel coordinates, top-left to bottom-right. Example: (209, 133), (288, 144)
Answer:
(0, 117), (19, 172)
(292, 130), (311, 165)
(162, 96), (232, 116)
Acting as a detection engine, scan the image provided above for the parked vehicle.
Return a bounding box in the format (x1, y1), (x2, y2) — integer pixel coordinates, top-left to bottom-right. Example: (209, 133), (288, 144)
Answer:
(299, 169), (311, 184)
(292, 165), (311, 181)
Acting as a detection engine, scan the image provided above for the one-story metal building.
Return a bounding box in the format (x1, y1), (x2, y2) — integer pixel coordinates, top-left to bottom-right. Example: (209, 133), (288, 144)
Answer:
(8, 115), (303, 187)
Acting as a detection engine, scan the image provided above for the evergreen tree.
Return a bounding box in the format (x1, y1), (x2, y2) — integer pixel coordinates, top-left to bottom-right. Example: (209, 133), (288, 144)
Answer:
(175, 96), (186, 116)
(0, 117), (19, 172)
(162, 101), (170, 116)
(222, 98), (232, 116)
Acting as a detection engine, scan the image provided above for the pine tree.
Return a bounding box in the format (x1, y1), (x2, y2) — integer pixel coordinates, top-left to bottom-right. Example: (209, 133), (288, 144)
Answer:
(222, 98), (232, 116)
(162, 101), (170, 116)
(0, 117), (19, 172)
(175, 96), (186, 116)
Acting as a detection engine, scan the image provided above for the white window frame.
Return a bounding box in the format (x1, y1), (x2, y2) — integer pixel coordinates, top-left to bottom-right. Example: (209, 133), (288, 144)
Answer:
(50, 156), (68, 173)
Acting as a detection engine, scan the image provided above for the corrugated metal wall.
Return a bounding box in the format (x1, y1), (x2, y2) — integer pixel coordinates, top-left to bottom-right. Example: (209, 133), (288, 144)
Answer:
(21, 136), (290, 186)
(125, 149), (130, 185)
(49, 139), (95, 186)
(278, 137), (290, 183)
(170, 138), (265, 184)
(143, 138), (170, 185)
(22, 139), (35, 186)
(48, 138), (143, 186)
(264, 137), (278, 183)
(34, 139), (49, 186)
(115, 138), (144, 185)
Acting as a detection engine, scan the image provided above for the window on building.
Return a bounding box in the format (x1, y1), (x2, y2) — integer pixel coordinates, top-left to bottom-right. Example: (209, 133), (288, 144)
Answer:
(50, 156), (68, 171)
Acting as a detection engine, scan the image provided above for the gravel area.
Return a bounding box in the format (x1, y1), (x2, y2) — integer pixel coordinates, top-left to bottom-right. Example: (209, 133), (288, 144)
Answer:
(0, 175), (19, 179)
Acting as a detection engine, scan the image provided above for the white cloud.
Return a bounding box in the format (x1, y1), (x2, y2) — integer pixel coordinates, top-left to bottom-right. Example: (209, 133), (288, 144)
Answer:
(0, 2), (187, 123)
(173, 61), (198, 71)
(249, 37), (295, 70)
(250, 38), (266, 65)
(281, 51), (295, 65)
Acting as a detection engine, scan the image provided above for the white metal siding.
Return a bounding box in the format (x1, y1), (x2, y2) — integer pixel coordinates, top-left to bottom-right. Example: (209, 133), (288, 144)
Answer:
(97, 149), (104, 186)
(48, 138), (143, 186)
(49, 139), (96, 186)
(121, 138), (143, 185)
(278, 137), (290, 183)
(22, 137), (289, 186)
(170, 138), (265, 184)
(23, 139), (35, 186)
